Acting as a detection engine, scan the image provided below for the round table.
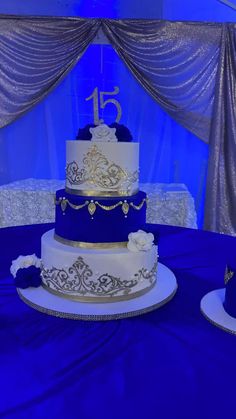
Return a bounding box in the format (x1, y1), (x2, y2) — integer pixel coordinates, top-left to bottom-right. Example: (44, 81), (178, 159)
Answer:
(1, 223), (236, 419)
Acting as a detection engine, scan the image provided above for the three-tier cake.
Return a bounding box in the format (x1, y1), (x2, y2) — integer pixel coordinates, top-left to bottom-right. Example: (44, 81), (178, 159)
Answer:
(40, 124), (158, 302)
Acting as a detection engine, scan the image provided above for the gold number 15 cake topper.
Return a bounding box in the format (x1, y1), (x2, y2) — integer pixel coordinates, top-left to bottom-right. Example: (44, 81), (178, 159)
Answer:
(86, 86), (122, 125)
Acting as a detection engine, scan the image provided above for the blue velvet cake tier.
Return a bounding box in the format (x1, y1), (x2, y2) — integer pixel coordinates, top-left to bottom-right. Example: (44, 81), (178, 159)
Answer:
(224, 270), (236, 318)
(54, 189), (147, 245)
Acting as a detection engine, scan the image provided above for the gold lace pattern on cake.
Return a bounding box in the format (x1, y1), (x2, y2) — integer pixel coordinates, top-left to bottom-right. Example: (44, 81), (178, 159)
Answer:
(41, 257), (157, 298)
(66, 144), (138, 192)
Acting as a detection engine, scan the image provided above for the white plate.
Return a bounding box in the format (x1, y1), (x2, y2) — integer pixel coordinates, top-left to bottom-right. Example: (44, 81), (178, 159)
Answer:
(18, 263), (177, 321)
(201, 288), (236, 335)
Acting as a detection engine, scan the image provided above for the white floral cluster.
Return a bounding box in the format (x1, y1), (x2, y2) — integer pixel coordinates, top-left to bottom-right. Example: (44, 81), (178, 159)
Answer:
(90, 124), (117, 142)
(127, 230), (154, 252)
(10, 254), (41, 278)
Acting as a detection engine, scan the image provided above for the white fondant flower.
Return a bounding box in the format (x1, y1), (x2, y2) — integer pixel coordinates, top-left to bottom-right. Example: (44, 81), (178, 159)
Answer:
(10, 254), (41, 278)
(90, 124), (117, 142)
(127, 230), (154, 252)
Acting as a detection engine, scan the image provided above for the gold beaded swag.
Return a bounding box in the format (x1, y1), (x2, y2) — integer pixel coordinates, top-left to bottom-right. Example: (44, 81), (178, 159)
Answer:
(54, 196), (147, 218)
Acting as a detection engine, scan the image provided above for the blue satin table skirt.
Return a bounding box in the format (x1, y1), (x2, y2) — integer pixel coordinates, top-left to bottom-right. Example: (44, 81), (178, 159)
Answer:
(55, 189), (147, 243)
(1, 223), (236, 419)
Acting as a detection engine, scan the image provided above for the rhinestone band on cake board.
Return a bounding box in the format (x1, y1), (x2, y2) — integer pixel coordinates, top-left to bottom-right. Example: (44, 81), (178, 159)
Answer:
(17, 263), (177, 321)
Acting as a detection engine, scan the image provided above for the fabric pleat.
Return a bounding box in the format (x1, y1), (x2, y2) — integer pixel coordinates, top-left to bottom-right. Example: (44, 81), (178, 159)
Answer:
(204, 24), (236, 234)
(102, 19), (222, 142)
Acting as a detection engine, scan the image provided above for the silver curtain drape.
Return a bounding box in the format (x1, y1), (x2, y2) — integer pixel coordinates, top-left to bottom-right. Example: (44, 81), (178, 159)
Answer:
(0, 16), (235, 234)
(102, 19), (222, 143)
(204, 24), (236, 234)
(0, 15), (100, 127)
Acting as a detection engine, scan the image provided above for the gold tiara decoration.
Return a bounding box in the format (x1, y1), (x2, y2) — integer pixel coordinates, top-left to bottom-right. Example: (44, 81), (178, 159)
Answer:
(224, 266), (235, 285)
(66, 144), (138, 194)
(55, 196), (147, 218)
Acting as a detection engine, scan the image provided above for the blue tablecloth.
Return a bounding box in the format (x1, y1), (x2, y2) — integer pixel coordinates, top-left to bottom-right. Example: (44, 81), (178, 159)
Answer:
(0, 223), (236, 419)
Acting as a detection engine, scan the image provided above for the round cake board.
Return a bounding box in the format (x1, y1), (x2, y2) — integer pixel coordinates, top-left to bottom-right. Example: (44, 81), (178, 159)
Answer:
(18, 263), (177, 321)
(201, 288), (236, 335)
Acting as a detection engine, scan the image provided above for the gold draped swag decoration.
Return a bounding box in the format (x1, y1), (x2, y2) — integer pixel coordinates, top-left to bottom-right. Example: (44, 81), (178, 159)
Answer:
(0, 15), (235, 235)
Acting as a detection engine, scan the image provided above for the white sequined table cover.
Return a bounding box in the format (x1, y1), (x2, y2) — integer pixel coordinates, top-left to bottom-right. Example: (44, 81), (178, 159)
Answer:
(0, 179), (197, 228)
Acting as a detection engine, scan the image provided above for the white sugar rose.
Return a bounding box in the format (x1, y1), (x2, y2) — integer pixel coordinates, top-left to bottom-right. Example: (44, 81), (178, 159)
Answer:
(10, 254), (41, 278)
(127, 230), (154, 252)
(90, 124), (117, 142)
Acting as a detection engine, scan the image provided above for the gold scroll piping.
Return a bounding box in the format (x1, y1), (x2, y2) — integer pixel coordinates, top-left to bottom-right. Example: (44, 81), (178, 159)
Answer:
(40, 255), (157, 302)
(66, 144), (139, 193)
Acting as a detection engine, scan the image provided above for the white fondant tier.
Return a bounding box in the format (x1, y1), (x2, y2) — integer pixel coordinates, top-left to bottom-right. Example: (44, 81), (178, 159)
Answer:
(66, 141), (139, 196)
(41, 229), (158, 302)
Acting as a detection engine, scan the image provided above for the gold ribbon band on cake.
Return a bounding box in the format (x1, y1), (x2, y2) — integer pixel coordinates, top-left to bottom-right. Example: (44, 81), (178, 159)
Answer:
(65, 187), (139, 197)
(42, 281), (156, 303)
(54, 233), (128, 249)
